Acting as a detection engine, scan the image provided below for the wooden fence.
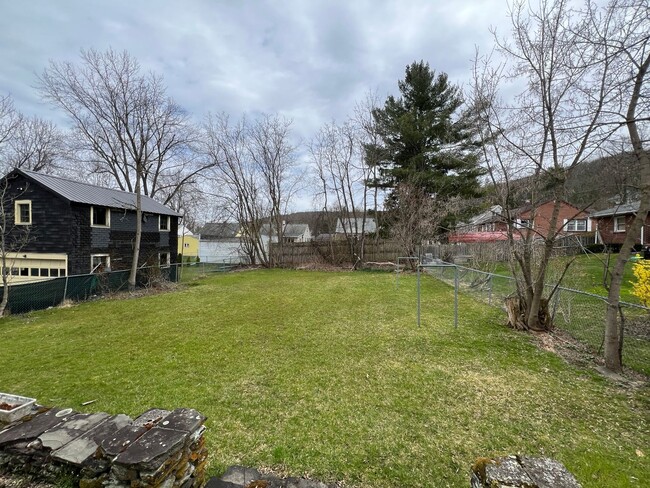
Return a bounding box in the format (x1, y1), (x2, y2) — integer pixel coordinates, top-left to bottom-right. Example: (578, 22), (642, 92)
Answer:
(271, 240), (403, 267)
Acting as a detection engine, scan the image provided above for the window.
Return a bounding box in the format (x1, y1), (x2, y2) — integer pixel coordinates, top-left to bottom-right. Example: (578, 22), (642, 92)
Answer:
(40, 268), (49, 277)
(184, 242), (190, 248)
(30, 268), (39, 277)
(614, 216), (626, 233)
(517, 219), (532, 228)
(159, 252), (170, 268)
(91, 254), (110, 272)
(49, 269), (58, 277)
(91, 206), (110, 227)
(14, 200), (32, 225)
(565, 219), (587, 232)
(159, 215), (170, 231)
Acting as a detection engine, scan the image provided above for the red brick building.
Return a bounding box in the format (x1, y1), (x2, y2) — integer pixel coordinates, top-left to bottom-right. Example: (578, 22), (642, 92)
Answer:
(591, 201), (650, 246)
(450, 201), (592, 243)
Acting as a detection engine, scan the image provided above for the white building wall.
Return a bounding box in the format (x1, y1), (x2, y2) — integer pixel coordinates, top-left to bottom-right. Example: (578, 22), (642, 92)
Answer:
(199, 240), (246, 263)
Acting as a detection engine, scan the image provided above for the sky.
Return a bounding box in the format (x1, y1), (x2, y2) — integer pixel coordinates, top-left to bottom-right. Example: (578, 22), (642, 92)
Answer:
(1, 0), (511, 138)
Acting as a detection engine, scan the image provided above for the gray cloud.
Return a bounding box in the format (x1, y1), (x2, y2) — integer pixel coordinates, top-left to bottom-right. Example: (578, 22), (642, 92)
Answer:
(0, 0), (510, 142)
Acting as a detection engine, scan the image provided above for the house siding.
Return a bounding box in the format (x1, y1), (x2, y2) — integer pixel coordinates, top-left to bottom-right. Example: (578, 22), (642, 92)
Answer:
(595, 214), (650, 246)
(4, 171), (178, 276)
(519, 201), (590, 236)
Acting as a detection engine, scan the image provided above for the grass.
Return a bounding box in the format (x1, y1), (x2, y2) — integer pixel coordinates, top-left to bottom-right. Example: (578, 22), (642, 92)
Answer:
(492, 252), (639, 302)
(1, 270), (648, 487)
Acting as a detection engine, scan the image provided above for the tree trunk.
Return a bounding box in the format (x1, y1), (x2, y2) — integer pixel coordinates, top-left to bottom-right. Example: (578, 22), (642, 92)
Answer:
(605, 51), (650, 372)
(506, 296), (551, 331)
(128, 170), (142, 291)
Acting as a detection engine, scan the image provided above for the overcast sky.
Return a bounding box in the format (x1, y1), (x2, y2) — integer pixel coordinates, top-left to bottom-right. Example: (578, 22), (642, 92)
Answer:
(1, 0), (510, 139)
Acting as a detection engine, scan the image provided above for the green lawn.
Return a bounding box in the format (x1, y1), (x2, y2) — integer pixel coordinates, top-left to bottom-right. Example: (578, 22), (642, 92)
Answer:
(492, 253), (639, 302)
(1, 270), (648, 487)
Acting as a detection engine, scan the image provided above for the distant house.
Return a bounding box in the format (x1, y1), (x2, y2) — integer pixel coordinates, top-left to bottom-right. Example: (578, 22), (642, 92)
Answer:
(449, 201), (592, 243)
(198, 222), (244, 263)
(178, 225), (200, 261)
(280, 223), (311, 243)
(335, 217), (376, 237)
(1, 168), (179, 283)
(450, 205), (510, 243)
(591, 201), (649, 246)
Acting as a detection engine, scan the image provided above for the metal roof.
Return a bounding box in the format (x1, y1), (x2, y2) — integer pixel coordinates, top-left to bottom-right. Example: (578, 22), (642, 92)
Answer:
(199, 222), (240, 238)
(590, 201), (639, 218)
(17, 169), (180, 216)
(283, 223), (309, 237)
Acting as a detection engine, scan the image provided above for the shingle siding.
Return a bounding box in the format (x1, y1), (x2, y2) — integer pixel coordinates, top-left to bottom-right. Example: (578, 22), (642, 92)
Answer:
(3, 169), (179, 276)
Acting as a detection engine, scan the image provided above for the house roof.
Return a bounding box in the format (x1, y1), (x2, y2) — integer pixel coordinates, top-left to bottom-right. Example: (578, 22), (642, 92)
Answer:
(15, 168), (180, 216)
(590, 201), (640, 218)
(335, 217), (377, 234)
(199, 222), (240, 239)
(283, 223), (309, 238)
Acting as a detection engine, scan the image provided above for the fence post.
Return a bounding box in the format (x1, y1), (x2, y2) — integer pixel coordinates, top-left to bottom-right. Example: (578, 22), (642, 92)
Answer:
(417, 265), (421, 327)
(63, 275), (69, 303)
(488, 274), (493, 306)
(454, 266), (459, 329)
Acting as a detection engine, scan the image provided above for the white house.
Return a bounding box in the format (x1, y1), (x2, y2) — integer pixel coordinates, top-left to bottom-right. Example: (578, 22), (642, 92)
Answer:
(335, 217), (377, 237)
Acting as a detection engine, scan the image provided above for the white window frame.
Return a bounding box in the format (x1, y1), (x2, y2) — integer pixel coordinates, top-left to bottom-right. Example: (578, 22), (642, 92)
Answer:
(90, 206), (111, 228)
(14, 200), (32, 225)
(159, 252), (170, 268)
(159, 215), (170, 232)
(565, 219), (588, 232)
(614, 216), (626, 233)
(91, 254), (111, 272)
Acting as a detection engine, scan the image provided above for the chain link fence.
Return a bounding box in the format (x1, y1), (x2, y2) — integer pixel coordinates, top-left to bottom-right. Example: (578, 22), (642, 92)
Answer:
(1, 261), (237, 315)
(424, 263), (650, 374)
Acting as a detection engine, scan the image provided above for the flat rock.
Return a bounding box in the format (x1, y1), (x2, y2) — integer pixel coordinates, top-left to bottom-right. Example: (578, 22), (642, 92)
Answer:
(100, 424), (148, 457)
(205, 479), (242, 488)
(485, 457), (534, 486)
(0, 409), (64, 447)
(113, 427), (187, 467)
(157, 408), (205, 433)
(520, 456), (582, 487)
(39, 413), (110, 451)
(52, 414), (131, 465)
(133, 409), (171, 427)
(220, 465), (262, 486)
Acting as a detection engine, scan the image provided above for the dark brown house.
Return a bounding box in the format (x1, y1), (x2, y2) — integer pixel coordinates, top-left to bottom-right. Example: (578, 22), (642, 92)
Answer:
(2, 168), (179, 282)
(592, 201), (649, 246)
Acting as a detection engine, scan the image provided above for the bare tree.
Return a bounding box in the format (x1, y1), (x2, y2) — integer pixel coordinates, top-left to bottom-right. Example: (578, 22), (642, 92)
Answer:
(309, 120), (371, 266)
(5, 115), (62, 173)
(0, 97), (30, 315)
(247, 114), (299, 265)
(38, 48), (196, 289)
(472, 0), (612, 331)
(581, 0), (650, 371)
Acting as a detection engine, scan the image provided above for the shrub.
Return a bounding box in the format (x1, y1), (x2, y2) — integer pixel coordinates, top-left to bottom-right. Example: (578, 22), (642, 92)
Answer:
(630, 260), (650, 306)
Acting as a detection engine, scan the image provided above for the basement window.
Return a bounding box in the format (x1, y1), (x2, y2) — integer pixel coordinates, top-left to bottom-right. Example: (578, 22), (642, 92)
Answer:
(91, 206), (110, 228)
(91, 254), (110, 273)
(14, 200), (32, 225)
(159, 252), (170, 268)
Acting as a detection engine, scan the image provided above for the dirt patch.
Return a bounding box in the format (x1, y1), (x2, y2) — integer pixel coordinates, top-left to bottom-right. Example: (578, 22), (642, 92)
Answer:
(530, 329), (649, 386)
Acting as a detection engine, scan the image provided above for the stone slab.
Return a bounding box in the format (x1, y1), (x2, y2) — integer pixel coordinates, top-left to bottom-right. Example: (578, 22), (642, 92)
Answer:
(113, 427), (187, 466)
(205, 479), (241, 488)
(520, 456), (582, 488)
(220, 466), (262, 486)
(100, 424), (148, 457)
(52, 414), (131, 465)
(39, 412), (110, 451)
(157, 408), (206, 433)
(133, 408), (171, 427)
(0, 408), (64, 446)
(484, 456), (534, 486)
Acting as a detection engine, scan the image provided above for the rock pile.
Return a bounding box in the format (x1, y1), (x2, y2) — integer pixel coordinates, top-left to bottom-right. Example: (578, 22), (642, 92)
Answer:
(0, 406), (207, 488)
(470, 455), (582, 488)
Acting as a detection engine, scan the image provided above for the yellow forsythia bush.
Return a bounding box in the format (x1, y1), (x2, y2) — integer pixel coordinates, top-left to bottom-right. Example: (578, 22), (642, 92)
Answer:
(631, 260), (650, 307)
